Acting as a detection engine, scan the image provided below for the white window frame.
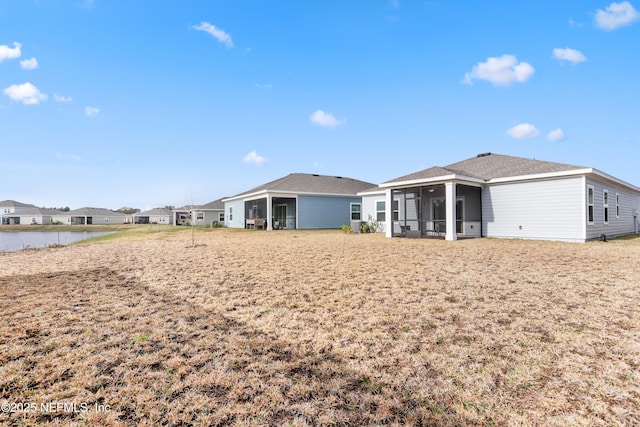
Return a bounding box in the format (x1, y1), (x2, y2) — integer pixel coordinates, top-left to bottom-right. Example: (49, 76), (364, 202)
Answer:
(375, 200), (386, 222)
(219, 212), (225, 222)
(196, 212), (204, 221)
(587, 185), (594, 225)
(350, 203), (361, 221)
(603, 190), (609, 224)
(229, 207), (233, 222)
(616, 193), (620, 218)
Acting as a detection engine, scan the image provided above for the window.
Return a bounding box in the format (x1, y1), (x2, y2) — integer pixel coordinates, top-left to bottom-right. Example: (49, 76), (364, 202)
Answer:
(603, 190), (609, 224)
(376, 201), (385, 222)
(587, 185), (594, 224)
(616, 193), (620, 218)
(219, 212), (225, 222)
(104, 218), (109, 223)
(350, 203), (361, 221)
(196, 212), (204, 220)
(393, 200), (399, 221)
(229, 207), (233, 221)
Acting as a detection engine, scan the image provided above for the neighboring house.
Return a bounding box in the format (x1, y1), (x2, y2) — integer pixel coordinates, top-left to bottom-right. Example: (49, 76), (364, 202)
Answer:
(191, 198), (225, 226)
(0, 207), (64, 225)
(171, 198), (226, 226)
(172, 206), (191, 226)
(361, 153), (640, 242)
(223, 173), (376, 230)
(55, 207), (131, 225)
(0, 200), (37, 224)
(134, 208), (173, 225)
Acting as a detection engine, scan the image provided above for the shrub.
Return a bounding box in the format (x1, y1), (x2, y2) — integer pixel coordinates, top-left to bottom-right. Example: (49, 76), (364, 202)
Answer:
(341, 224), (353, 234)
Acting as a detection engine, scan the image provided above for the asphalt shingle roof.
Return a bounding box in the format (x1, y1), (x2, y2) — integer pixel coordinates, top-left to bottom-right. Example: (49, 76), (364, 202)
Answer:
(230, 173), (376, 198)
(66, 207), (127, 216)
(0, 200), (36, 208)
(383, 153), (585, 184)
(196, 198), (225, 210)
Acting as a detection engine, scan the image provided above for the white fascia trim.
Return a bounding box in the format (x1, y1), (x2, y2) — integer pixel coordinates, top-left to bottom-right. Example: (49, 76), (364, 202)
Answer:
(357, 189), (385, 196)
(487, 169), (593, 184)
(224, 190), (363, 203)
(589, 168), (640, 193)
(379, 174), (484, 189)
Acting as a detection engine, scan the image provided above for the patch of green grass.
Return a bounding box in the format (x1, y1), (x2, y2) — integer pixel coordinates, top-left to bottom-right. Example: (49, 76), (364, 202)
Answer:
(130, 334), (150, 344)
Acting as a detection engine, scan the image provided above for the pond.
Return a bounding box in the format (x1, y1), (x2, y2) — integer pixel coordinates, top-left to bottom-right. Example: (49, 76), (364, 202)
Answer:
(0, 231), (113, 252)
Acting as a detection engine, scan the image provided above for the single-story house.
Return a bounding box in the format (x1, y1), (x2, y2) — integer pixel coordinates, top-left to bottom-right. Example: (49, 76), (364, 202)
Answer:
(190, 198), (225, 226)
(0, 200), (37, 224)
(360, 153), (640, 242)
(171, 198), (225, 226)
(223, 173), (376, 230)
(54, 207), (131, 225)
(134, 208), (174, 225)
(0, 207), (64, 225)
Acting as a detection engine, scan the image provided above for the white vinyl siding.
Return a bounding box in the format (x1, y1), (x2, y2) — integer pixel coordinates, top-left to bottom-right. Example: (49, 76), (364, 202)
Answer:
(482, 177), (584, 242)
(224, 200), (245, 228)
(361, 193), (387, 232)
(585, 178), (640, 240)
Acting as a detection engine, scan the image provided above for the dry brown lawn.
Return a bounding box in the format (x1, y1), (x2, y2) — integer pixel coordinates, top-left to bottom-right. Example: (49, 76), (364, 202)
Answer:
(1, 228), (639, 426)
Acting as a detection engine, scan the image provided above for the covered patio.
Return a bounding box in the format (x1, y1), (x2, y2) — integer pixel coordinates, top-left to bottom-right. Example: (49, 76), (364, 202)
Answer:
(383, 182), (482, 241)
(244, 196), (297, 230)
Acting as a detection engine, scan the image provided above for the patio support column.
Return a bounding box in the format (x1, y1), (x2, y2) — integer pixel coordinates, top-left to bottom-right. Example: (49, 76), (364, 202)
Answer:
(445, 182), (457, 241)
(266, 194), (273, 231)
(385, 189), (392, 238)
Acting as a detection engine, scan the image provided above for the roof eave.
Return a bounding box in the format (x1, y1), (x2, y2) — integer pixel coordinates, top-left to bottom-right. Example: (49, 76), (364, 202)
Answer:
(380, 174), (484, 188)
(487, 168), (593, 184)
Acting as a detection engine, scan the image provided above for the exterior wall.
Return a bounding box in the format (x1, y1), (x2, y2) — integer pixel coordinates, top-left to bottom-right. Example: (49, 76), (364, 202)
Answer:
(297, 196), (361, 229)
(191, 210), (221, 226)
(13, 215), (49, 225)
(585, 177), (640, 240)
(224, 199), (246, 229)
(361, 194), (386, 232)
(52, 215), (71, 224)
(483, 176), (584, 241)
(150, 215), (172, 225)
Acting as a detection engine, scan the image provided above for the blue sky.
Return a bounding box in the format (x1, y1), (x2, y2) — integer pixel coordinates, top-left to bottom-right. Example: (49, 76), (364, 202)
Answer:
(1, 0), (639, 210)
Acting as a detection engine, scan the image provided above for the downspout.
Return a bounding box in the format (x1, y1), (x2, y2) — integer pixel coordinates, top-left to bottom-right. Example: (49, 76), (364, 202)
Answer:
(480, 186), (483, 238)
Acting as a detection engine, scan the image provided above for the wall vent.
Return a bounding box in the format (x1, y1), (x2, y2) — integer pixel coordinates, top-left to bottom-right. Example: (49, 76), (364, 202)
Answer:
(477, 152), (492, 158)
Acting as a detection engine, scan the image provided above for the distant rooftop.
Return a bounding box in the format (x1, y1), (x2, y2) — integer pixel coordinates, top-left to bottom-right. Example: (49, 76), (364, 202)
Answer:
(227, 173), (376, 200)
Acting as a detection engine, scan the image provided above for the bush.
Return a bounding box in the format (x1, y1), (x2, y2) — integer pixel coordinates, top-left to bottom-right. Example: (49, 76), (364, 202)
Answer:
(341, 224), (353, 234)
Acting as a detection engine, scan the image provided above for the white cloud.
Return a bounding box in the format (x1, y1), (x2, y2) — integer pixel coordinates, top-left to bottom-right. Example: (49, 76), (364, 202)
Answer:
(85, 106), (100, 117)
(547, 128), (565, 141)
(255, 83), (272, 89)
(3, 82), (47, 105)
(242, 150), (266, 166)
(70, 154), (82, 161)
(594, 1), (640, 30)
(507, 123), (539, 139)
(54, 93), (72, 103)
(553, 48), (587, 64)
(20, 57), (38, 70)
(310, 110), (344, 128)
(0, 42), (21, 62)
(463, 54), (534, 86)
(568, 17), (584, 28)
(193, 22), (234, 48)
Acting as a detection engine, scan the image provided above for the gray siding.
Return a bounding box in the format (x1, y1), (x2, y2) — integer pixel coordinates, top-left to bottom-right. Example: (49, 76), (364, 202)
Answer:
(297, 196), (360, 229)
(585, 177), (640, 240)
(191, 210), (221, 226)
(483, 177), (584, 241)
(224, 199), (245, 229)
